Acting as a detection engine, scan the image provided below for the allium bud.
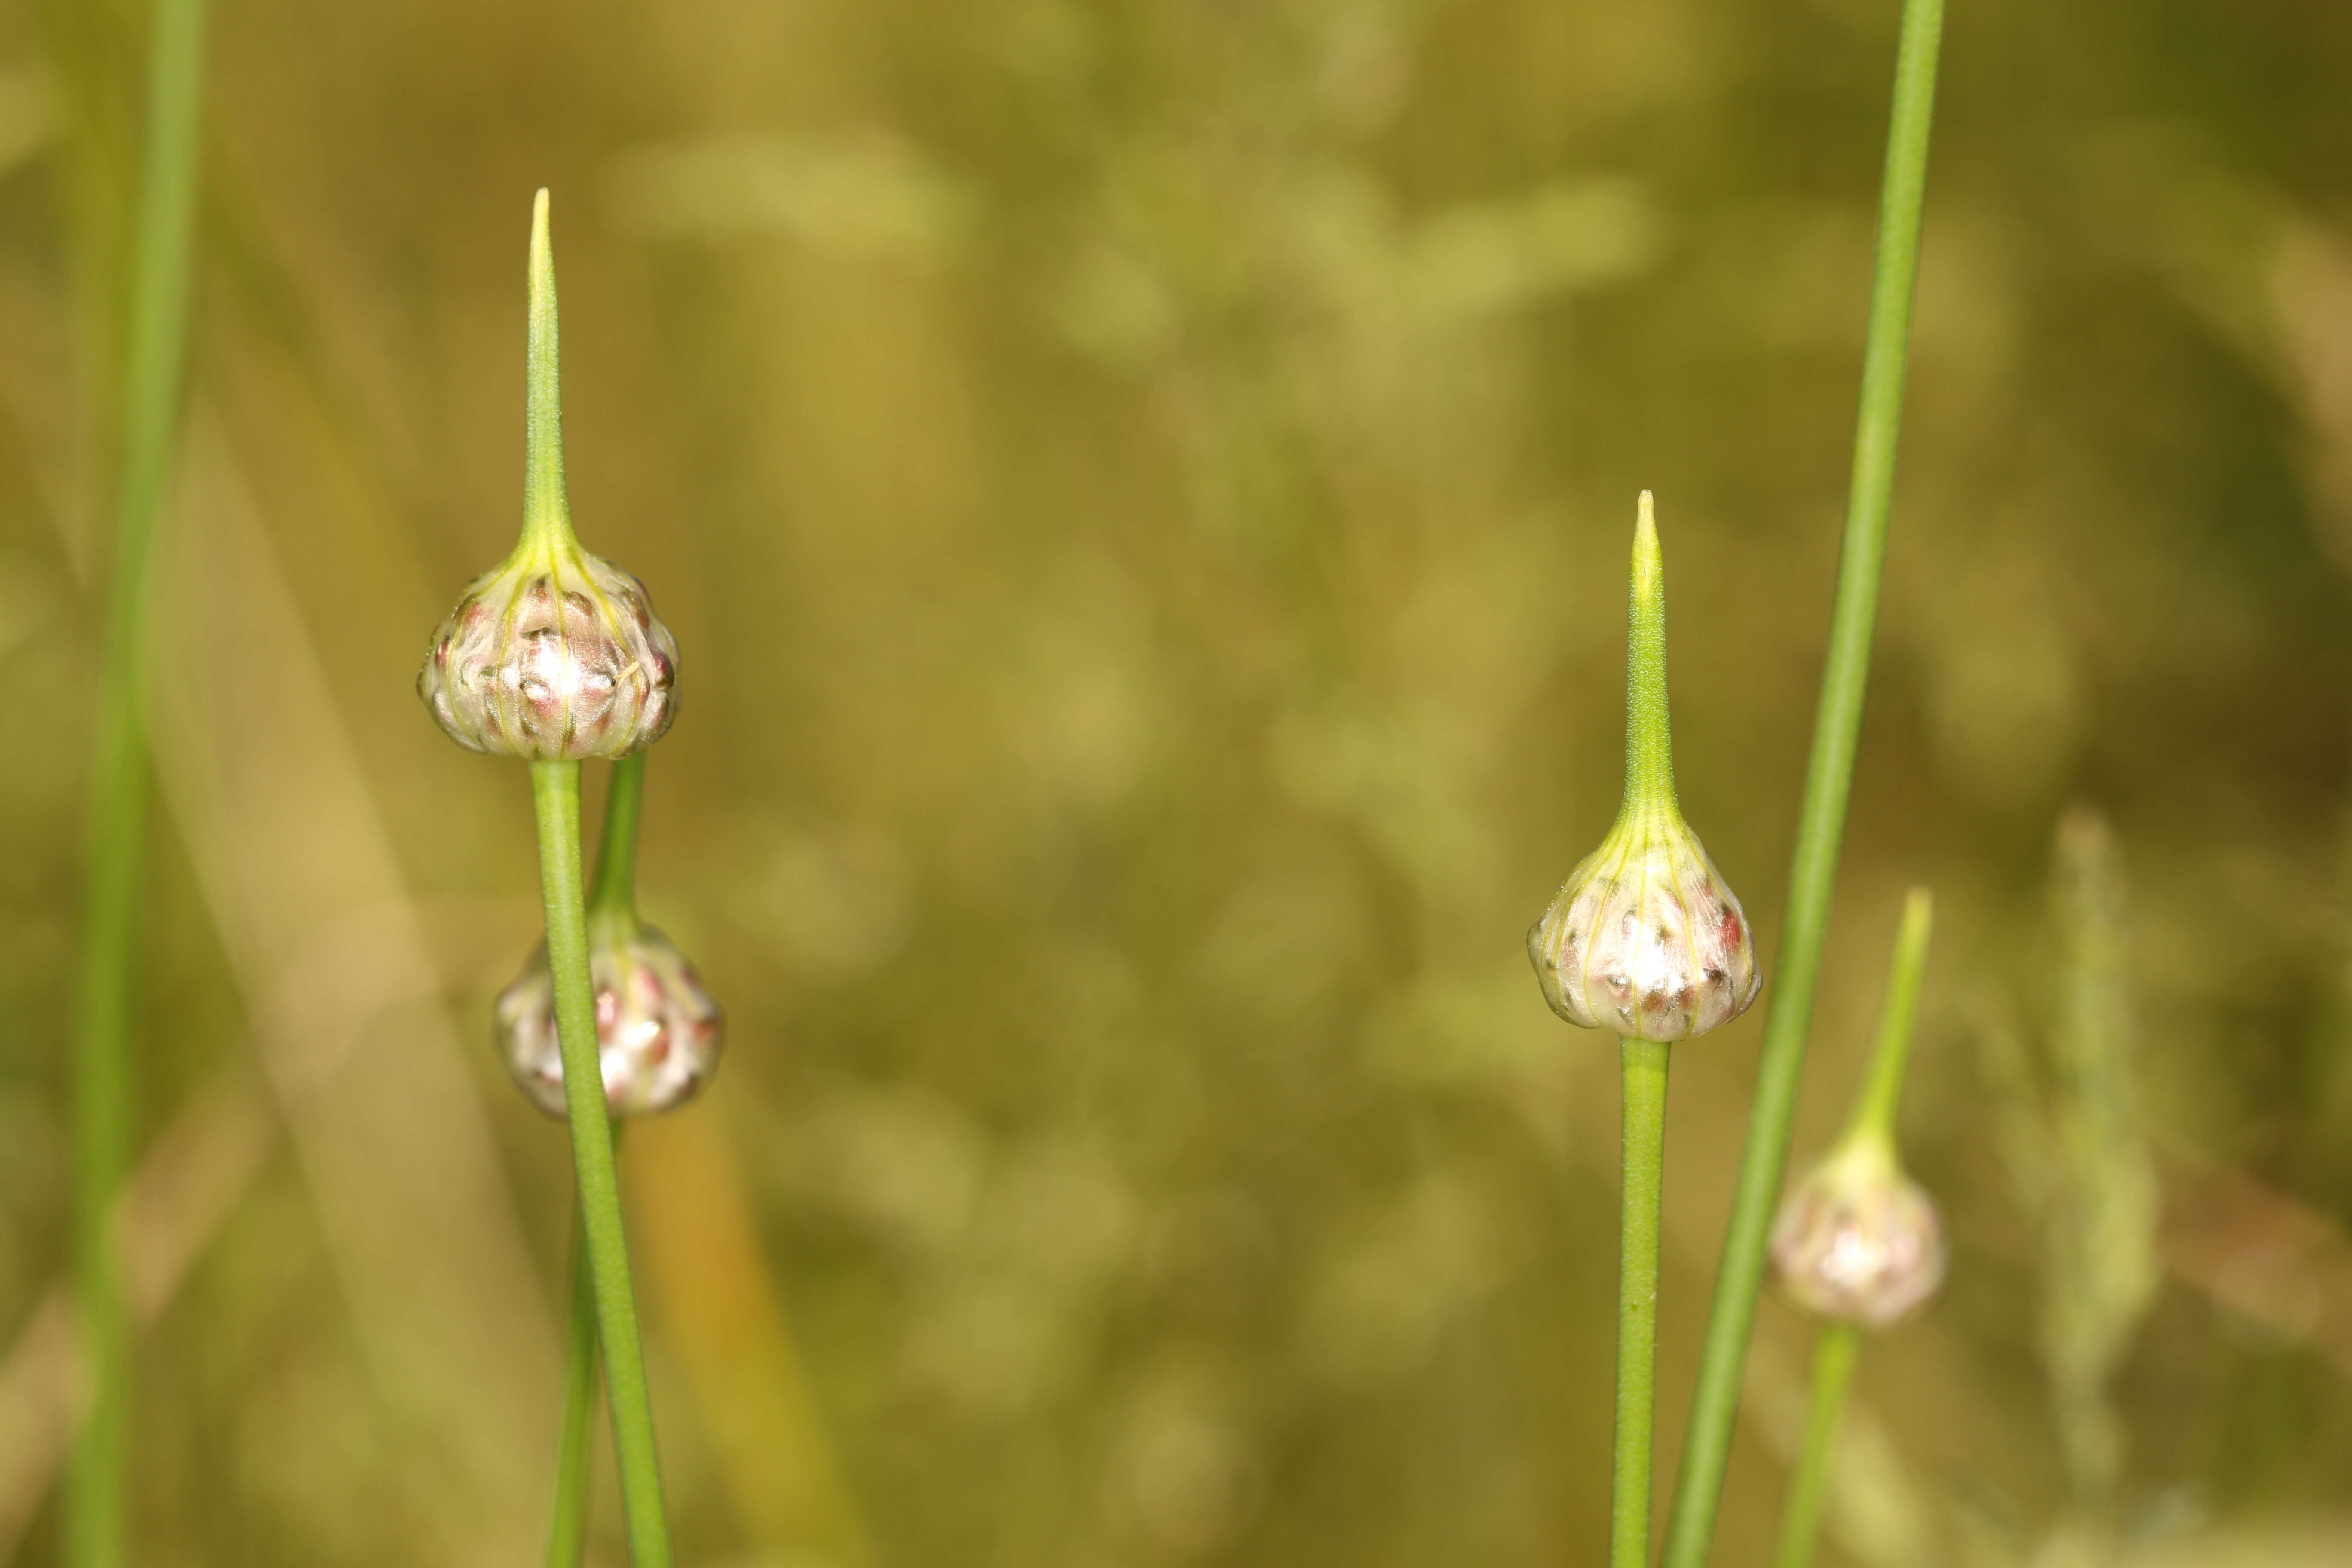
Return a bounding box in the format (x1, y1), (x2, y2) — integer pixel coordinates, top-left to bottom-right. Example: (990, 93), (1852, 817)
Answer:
(418, 547), (677, 760)
(1527, 807), (1760, 1041)
(496, 925), (723, 1118)
(1527, 493), (1761, 1043)
(1771, 888), (1945, 1328)
(1768, 1143), (1947, 1328)
(417, 189), (680, 762)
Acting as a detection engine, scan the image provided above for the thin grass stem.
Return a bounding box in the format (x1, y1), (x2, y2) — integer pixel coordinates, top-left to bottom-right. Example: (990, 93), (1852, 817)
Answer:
(67, 1), (209, 1563)
(1613, 1038), (1671, 1568)
(531, 761), (673, 1567)
(1659, 2), (1946, 1563)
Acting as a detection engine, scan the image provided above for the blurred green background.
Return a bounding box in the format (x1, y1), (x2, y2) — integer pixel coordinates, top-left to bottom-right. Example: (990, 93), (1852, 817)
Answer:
(3, 0), (2352, 1563)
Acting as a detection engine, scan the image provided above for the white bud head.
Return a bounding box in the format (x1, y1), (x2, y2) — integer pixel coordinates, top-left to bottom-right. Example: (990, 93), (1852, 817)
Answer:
(419, 545), (678, 761)
(1527, 808), (1761, 1042)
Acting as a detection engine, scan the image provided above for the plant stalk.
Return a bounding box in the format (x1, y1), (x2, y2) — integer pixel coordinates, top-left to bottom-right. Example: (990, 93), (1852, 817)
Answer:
(545, 1200), (600, 1568)
(546, 756), (647, 1564)
(531, 760), (673, 1567)
(1660, 1), (1945, 1563)
(588, 754), (645, 928)
(1613, 1038), (1671, 1568)
(1771, 1324), (1860, 1568)
(67, 0), (208, 1562)
(1847, 890), (1933, 1151)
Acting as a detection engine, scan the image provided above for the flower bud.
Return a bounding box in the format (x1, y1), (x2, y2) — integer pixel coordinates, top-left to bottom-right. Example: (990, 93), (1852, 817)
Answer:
(418, 548), (677, 760)
(417, 189), (680, 762)
(1768, 1143), (1947, 1328)
(1527, 807), (1761, 1041)
(1526, 493), (1761, 1043)
(496, 925), (723, 1118)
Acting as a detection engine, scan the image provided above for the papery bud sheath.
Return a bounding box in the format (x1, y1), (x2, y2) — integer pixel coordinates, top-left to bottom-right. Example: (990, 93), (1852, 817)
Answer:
(1528, 494), (1761, 1043)
(416, 190), (680, 761)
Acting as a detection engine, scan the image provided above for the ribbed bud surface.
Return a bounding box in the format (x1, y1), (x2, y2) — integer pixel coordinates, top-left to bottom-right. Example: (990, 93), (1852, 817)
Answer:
(1769, 1147), (1947, 1328)
(419, 545), (678, 760)
(1527, 807), (1761, 1042)
(497, 925), (722, 1117)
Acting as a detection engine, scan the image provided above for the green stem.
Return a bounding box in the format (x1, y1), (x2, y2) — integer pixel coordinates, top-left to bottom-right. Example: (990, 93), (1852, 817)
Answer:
(588, 754), (646, 929)
(1771, 1325), (1861, 1568)
(1659, 3), (1945, 1564)
(1613, 1038), (1671, 1568)
(545, 1195), (601, 1568)
(1845, 890), (1933, 1151)
(531, 761), (673, 1568)
(547, 758), (646, 1564)
(1623, 493), (1678, 817)
(68, 1), (208, 1563)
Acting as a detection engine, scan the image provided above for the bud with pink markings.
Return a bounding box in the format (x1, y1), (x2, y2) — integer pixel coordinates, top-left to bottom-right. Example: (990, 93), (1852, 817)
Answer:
(419, 546), (677, 760)
(417, 187), (679, 762)
(1527, 493), (1761, 1043)
(1769, 1141), (1946, 1327)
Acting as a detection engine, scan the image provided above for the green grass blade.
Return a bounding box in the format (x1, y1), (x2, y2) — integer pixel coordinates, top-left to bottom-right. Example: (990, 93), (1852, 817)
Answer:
(67, 0), (210, 1563)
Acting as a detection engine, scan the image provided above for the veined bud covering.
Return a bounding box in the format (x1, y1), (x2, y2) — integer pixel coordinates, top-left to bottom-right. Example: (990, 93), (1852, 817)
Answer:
(1527, 493), (1760, 1043)
(497, 925), (723, 1118)
(417, 189), (679, 761)
(1768, 1142), (1947, 1328)
(418, 546), (677, 759)
(1527, 807), (1759, 1041)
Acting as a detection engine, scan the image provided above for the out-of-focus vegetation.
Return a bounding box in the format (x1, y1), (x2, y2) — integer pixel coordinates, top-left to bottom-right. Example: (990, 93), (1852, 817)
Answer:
(3, 0), (2352, 1564)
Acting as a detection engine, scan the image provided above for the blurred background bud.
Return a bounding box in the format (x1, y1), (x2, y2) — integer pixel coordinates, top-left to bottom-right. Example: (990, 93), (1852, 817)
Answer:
(1770, 1142), (1948, 1329)
(496, 925), (722, 1118)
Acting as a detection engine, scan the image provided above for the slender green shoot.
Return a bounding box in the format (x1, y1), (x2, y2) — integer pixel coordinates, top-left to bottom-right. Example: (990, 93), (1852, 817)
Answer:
(1661, 3), (1947, 1563)
(546, 753), (647, 1566)
(1614, 1038), (1671, 1568)
(521, 190), (672, 1568)
(546, 1200), (601, 1568)
(1770, 888), (1934, 1568)
(68, 1), (209, 1563)
(1771, 1324), (1860, 1568)
(589, 754), (646, 932)
(1846, 889), (1934, 1154)
(532, 763), (672, 1568)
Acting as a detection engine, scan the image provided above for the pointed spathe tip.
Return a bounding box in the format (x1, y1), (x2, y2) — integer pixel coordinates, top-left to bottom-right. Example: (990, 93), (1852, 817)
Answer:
(530, 189), (554, 291)
(521, 187), (575, 553)
(1632, 489), (1662, 596)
